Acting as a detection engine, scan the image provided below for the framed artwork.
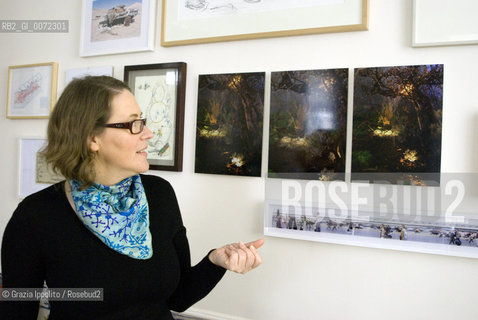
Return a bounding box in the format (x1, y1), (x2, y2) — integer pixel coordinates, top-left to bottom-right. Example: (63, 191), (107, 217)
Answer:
(412, 0), (478, 47)
(7, 62), (58, 119)
(19, 137), (63, 199)
(124, 62), (186, 171)
(264, 200), (478, 260)
(65, 65), (114, 87)
(80, 0), (156, 57)
(161, 0), (369, 46)
(195, 72), (265, 177)
(268, 68), (349, 181)
(352, 64), (443, 185)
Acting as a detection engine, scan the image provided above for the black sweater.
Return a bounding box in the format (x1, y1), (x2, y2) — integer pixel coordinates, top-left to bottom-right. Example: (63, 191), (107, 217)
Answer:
(1, 174), (226, 319)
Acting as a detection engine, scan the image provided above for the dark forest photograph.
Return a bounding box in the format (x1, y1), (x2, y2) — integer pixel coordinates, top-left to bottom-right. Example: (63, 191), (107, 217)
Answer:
(268, 69), (348, 180)
(195, 72), (265, 176)
(352, 64), (443, 185)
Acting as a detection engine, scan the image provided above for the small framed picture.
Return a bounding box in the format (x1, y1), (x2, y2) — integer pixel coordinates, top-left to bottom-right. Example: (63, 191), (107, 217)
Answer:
(18, 137), (64, 199)
(80, 0), (156, 57)
(124, 62), (187, 171)
(7, 62), (58, 119)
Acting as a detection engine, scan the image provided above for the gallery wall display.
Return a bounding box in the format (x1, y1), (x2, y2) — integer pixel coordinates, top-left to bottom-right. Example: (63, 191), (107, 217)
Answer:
(6, 62), (58, 119)
(412, 0), (478, 47)
(80, 0), (156, 56)
(161, 0), (368, 46)
(352, 64), (443, 185)
(264, 200), (478, 259)
(124, 62), (187, 172)
(268, 69), (348, 181)
(195, 72), (265, 176)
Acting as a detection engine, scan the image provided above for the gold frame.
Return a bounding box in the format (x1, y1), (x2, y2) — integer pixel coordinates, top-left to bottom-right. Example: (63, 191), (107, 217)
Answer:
(161, 0), (369, 47)
(7, 62), (58, 119)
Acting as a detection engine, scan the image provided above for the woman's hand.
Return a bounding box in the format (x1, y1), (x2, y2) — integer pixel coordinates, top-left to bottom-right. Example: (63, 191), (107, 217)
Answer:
(208, 239), (264, 274)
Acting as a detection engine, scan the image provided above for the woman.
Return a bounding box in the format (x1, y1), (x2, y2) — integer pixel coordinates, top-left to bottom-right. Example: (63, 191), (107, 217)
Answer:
(1, 76), (263, 319)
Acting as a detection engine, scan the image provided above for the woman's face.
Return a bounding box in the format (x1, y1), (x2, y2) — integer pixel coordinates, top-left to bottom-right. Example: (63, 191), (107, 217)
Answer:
(89, 89), (153, 185)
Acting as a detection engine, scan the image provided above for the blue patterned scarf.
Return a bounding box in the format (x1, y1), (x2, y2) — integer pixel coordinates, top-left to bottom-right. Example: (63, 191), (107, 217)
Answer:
(69, 175), (153, 259)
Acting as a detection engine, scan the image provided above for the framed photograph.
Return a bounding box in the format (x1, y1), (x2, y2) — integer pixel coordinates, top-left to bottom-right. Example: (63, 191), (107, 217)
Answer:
(268, 68), (349, 181)
(195, 72), (265, 177)
(412, 0), (478, 47)
(7, 62), (58, 119)
(352, 64), (443, 186)
(80, 0), (156, 57)
(264, 200), (478, 260)
(65, 65), (114, 88)
(124, 62), (187, 171)
(19, 137), (64, 199)
(161, 0), (369, 46)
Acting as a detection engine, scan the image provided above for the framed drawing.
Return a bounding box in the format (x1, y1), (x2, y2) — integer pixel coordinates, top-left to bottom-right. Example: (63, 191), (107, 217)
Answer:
(80, 0), (156, 57)
(124, 62), (187, 171)
(161, 0), (369, 46)
(7, 62), (58, 119)
(412, 0), (478, 47)
(19, 137), (64, 199)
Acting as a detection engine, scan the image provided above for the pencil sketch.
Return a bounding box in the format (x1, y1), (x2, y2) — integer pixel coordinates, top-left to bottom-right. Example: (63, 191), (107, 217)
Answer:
(134, 75), (177, 161)
(179, 0), (343, 20)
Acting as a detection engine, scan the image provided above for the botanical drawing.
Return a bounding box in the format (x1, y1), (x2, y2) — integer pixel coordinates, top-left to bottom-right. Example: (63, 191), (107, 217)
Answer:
(134, 74), (177, 162)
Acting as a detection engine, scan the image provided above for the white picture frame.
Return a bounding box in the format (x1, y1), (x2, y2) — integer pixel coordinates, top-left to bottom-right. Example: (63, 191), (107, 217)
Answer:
(412, 0), (478, 47)
(64, 66), (114, 88)
(161, 0), (368, 46)
(80, 0), (156, 57)
(7, 62), (58, 119)
(18, 137), (63, 199)
(264, 200), (478, 259)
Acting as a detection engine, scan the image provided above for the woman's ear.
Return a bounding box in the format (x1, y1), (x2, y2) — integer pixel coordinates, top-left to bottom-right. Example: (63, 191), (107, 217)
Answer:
(88, 135), (100, 152)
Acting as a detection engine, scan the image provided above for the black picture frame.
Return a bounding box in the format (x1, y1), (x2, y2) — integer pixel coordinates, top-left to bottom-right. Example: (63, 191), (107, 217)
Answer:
(124, 62), (186, 171)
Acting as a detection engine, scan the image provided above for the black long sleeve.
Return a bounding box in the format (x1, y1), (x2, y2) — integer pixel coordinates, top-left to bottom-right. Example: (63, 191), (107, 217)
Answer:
(1, 174), (226, 319)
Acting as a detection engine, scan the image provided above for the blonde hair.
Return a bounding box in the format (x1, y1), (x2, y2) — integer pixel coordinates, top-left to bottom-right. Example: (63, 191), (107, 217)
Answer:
(42, 76), (130, 188)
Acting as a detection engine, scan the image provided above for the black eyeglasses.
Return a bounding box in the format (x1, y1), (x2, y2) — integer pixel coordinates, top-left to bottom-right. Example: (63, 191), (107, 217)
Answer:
(104, 118), (147, 134)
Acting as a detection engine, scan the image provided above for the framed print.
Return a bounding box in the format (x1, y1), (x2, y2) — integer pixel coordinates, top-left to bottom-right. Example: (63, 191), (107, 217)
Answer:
(264, 200), (478, 260)
(195, 72), (265, 177)
(80, 0), (156, 57)
(352, 64), (443, 185)
(412, 0), (478, 47)
(65, 65), (114, 88)
(19, 137), (63, 199)
(268, 68), (348, 181)
(161, 0), (369, 46)
(7, 62), (58, 119)
(124, 62), (186, 171)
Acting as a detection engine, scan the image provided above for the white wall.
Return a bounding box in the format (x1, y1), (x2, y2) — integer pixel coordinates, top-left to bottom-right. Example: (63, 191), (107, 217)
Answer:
(1, 1), (478, 319)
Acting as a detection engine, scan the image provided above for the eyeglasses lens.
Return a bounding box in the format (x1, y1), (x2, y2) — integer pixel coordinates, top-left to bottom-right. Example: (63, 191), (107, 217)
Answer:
(132, 119), (144, 134)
